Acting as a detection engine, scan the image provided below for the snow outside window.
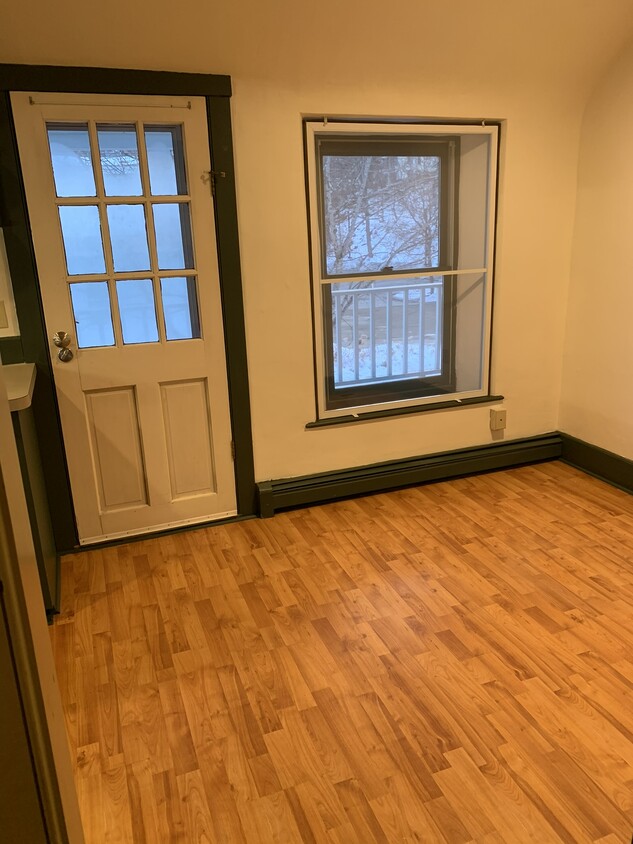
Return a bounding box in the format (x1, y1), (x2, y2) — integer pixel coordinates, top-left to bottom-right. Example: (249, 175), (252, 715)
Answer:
(304, 120), (499, 419)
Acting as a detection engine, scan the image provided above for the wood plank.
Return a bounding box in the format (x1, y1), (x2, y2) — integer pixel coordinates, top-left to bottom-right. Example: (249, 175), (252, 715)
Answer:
(50, 462), (633, 842)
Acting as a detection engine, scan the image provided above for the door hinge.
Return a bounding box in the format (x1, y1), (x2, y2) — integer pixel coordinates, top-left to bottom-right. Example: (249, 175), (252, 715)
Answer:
(230, 440), (236, 461)
(205, 169), (227, 196)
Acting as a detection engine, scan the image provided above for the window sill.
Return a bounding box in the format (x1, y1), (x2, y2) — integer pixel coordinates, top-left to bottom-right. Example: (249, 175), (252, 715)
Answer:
(306, 394), (504, 429)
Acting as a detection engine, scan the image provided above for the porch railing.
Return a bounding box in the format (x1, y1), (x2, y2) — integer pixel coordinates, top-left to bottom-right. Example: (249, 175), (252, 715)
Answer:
(331, 281), (443, 386)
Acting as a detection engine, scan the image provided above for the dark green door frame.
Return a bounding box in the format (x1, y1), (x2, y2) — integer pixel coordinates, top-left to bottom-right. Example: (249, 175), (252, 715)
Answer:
(0, 64), (256, 552)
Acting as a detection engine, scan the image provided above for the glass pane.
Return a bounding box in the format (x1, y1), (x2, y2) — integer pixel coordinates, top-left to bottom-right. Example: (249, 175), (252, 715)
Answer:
(153, 203), (194, 270)
(107, 205), (151, 272)
(145, 126), (187, 195)
(322, 153), (440, 275)
(69, 282), (115, 348)
(329, 277), (443, 385)
(116, 279), (159, 344)
(47, 124), (96, 197)
(160, 276), (200, 340)
(456, 136), (491, 270)
(59, 206), (106, 275)
(97, 124), (142, 196)
(454, 272), (486, 392)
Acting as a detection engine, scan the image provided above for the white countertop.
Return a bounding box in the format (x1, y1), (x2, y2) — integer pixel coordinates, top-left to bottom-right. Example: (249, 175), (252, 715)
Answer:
(2, 363), (36, 411)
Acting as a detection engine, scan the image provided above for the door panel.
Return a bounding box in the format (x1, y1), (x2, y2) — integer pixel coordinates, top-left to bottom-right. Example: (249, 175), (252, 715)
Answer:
(160, 378), (216, 499)
(11, 93), (237, 543)
(85, 387), (147, 511)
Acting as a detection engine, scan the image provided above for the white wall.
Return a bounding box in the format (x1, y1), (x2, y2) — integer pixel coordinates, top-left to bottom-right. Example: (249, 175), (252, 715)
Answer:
(1, 0), (633, 479)
(560, 40), (633, 460)
(234, 83), (579, 478)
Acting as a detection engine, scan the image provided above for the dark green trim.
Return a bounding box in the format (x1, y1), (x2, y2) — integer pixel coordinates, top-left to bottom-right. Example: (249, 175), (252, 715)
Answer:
(0, 336), (24, 364)
(11, 412), (59, 620)
(257, 432), (563, 517)
(560, 433), (633, 495)
(0, 64), (231, 97)
(10, 415), (50, 608)
(257, 481), (275, 519)
(206, 98), (257, 516)
(306, 394), (504, 428)
(49, 555), (61, 625)
(0, 91), (78, 551)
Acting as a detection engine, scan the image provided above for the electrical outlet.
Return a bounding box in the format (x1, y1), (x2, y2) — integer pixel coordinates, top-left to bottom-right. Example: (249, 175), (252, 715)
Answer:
(0, 300), (8, 330)
(490, 408), (507, 431)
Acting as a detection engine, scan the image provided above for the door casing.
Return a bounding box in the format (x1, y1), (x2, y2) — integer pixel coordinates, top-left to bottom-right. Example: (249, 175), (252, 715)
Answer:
(0, 64), (256, 552)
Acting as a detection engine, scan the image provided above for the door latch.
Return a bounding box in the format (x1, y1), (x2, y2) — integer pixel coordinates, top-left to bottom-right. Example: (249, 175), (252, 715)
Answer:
(52, 331), (73, 362)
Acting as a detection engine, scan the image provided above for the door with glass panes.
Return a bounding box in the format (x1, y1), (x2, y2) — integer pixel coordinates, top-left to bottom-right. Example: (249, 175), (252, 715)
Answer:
(11, 93), (236, 543)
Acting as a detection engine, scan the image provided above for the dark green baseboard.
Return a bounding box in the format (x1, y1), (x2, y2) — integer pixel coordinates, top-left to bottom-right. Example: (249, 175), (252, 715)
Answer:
(257, 433), (563, 517)
(560, 433), (633, 495)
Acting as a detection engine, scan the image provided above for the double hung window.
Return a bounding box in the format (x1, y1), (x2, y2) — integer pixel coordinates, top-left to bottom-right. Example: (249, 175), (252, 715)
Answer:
(305, 120), (499, 418)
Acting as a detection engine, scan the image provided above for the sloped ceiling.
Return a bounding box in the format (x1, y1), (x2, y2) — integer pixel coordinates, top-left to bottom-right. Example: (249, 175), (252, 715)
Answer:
(1, 0), (633, 103)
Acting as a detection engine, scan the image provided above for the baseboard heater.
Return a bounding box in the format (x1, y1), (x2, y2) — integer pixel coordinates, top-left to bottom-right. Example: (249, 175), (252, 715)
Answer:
(257, 432), (563, 518)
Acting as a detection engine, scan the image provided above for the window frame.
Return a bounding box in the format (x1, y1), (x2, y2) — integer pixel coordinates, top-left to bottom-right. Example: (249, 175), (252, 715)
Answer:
(304, 119), (499, 420)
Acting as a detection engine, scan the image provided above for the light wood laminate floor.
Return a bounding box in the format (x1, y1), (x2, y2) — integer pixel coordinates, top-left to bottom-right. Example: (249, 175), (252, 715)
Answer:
(52, 461), (633, 843)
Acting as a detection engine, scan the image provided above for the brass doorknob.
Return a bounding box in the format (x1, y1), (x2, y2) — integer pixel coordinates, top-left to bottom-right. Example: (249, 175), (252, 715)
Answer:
(52, 331), (71, 349)
(52, 331), (73, 362)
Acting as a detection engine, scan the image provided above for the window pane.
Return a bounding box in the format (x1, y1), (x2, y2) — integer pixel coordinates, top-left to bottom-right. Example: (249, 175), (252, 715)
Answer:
(47, 124), (96, 197)
(152, 203), (194, 270)
(107, 204), (151, 272)
(160, 276), (200, 340)
(145, 126), (187, 195)
(329, 277), (443, 386)
(69, 282), (115, 348)
(97, 124), (142, 196)
(456, 136), (491, 270)
(59, 206), (106, 275)
(116, 279), (159, 344)
(321, 154), (440, 275)
(454, 272), (486, 392)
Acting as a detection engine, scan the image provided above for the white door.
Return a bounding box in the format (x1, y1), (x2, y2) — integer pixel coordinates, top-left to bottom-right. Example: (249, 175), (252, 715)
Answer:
(11, 93), (237, 544)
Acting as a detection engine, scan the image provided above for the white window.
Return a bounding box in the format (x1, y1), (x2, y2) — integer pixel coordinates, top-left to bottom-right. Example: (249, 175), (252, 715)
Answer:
(305, 120), (499, 419)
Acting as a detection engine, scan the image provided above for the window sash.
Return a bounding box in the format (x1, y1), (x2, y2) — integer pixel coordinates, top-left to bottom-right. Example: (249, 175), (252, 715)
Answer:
(316, 135), (456, 280)
(321, 274), (455, 410)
